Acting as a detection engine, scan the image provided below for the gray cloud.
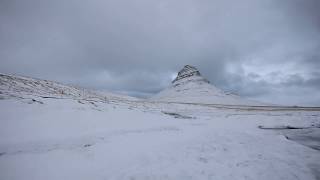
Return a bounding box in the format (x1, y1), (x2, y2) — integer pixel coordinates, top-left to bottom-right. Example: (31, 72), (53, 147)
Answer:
(1, 0), (320, 105)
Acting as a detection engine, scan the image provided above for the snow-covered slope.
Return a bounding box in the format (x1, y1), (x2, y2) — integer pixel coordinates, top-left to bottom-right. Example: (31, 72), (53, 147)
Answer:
(151, 65), (264, 105)
(1, 72), (320, 180)
(0, 73), (138, 102)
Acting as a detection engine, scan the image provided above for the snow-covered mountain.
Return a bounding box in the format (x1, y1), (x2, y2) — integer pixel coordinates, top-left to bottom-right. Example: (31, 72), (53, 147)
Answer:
(151, 65), (263, 105)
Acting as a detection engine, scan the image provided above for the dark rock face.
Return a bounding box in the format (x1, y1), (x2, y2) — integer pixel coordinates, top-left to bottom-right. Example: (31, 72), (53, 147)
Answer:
(172, 65), (200, 83)
(172, 65), (209, 84)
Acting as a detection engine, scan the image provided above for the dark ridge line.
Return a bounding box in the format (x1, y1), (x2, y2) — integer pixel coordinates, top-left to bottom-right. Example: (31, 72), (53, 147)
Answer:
(149, 101), (320, 111)
(258, 125), (320, 130)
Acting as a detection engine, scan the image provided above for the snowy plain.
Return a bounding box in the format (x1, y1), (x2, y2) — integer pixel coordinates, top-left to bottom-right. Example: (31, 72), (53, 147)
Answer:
(0, 73), (320, 180)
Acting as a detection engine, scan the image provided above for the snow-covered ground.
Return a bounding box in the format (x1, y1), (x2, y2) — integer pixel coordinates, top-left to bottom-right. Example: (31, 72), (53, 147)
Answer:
(1, 73), (320, 180)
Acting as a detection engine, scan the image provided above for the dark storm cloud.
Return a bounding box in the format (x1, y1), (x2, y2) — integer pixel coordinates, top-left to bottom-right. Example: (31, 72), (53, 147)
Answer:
(1, 0), (320, 105)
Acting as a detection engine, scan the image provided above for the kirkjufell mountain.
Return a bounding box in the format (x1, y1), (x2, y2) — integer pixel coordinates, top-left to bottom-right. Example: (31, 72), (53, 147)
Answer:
(152, 65), (263, 105)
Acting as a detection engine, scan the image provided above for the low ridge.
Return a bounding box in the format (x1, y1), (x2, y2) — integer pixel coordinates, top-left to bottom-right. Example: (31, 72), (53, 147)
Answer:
(0, 73), (138, 102)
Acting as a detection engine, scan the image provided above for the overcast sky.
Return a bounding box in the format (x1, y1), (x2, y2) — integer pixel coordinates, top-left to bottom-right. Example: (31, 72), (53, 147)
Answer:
(1, 0), (320, 106)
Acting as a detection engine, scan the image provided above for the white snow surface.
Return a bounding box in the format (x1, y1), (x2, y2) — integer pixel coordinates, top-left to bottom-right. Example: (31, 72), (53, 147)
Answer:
(1, 73), (320, 180)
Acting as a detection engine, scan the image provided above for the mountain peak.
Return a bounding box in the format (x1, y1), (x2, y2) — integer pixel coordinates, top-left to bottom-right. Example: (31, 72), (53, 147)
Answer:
(172, 65), (209, 84)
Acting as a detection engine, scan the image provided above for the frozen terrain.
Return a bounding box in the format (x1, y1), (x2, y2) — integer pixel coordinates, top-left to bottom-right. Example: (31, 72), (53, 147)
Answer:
(0, 69), (320, 180)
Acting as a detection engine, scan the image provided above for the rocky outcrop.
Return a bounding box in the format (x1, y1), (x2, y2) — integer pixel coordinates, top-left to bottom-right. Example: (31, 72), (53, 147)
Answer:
(172, 65), (200, 83)
(172, 65), (209, 86)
